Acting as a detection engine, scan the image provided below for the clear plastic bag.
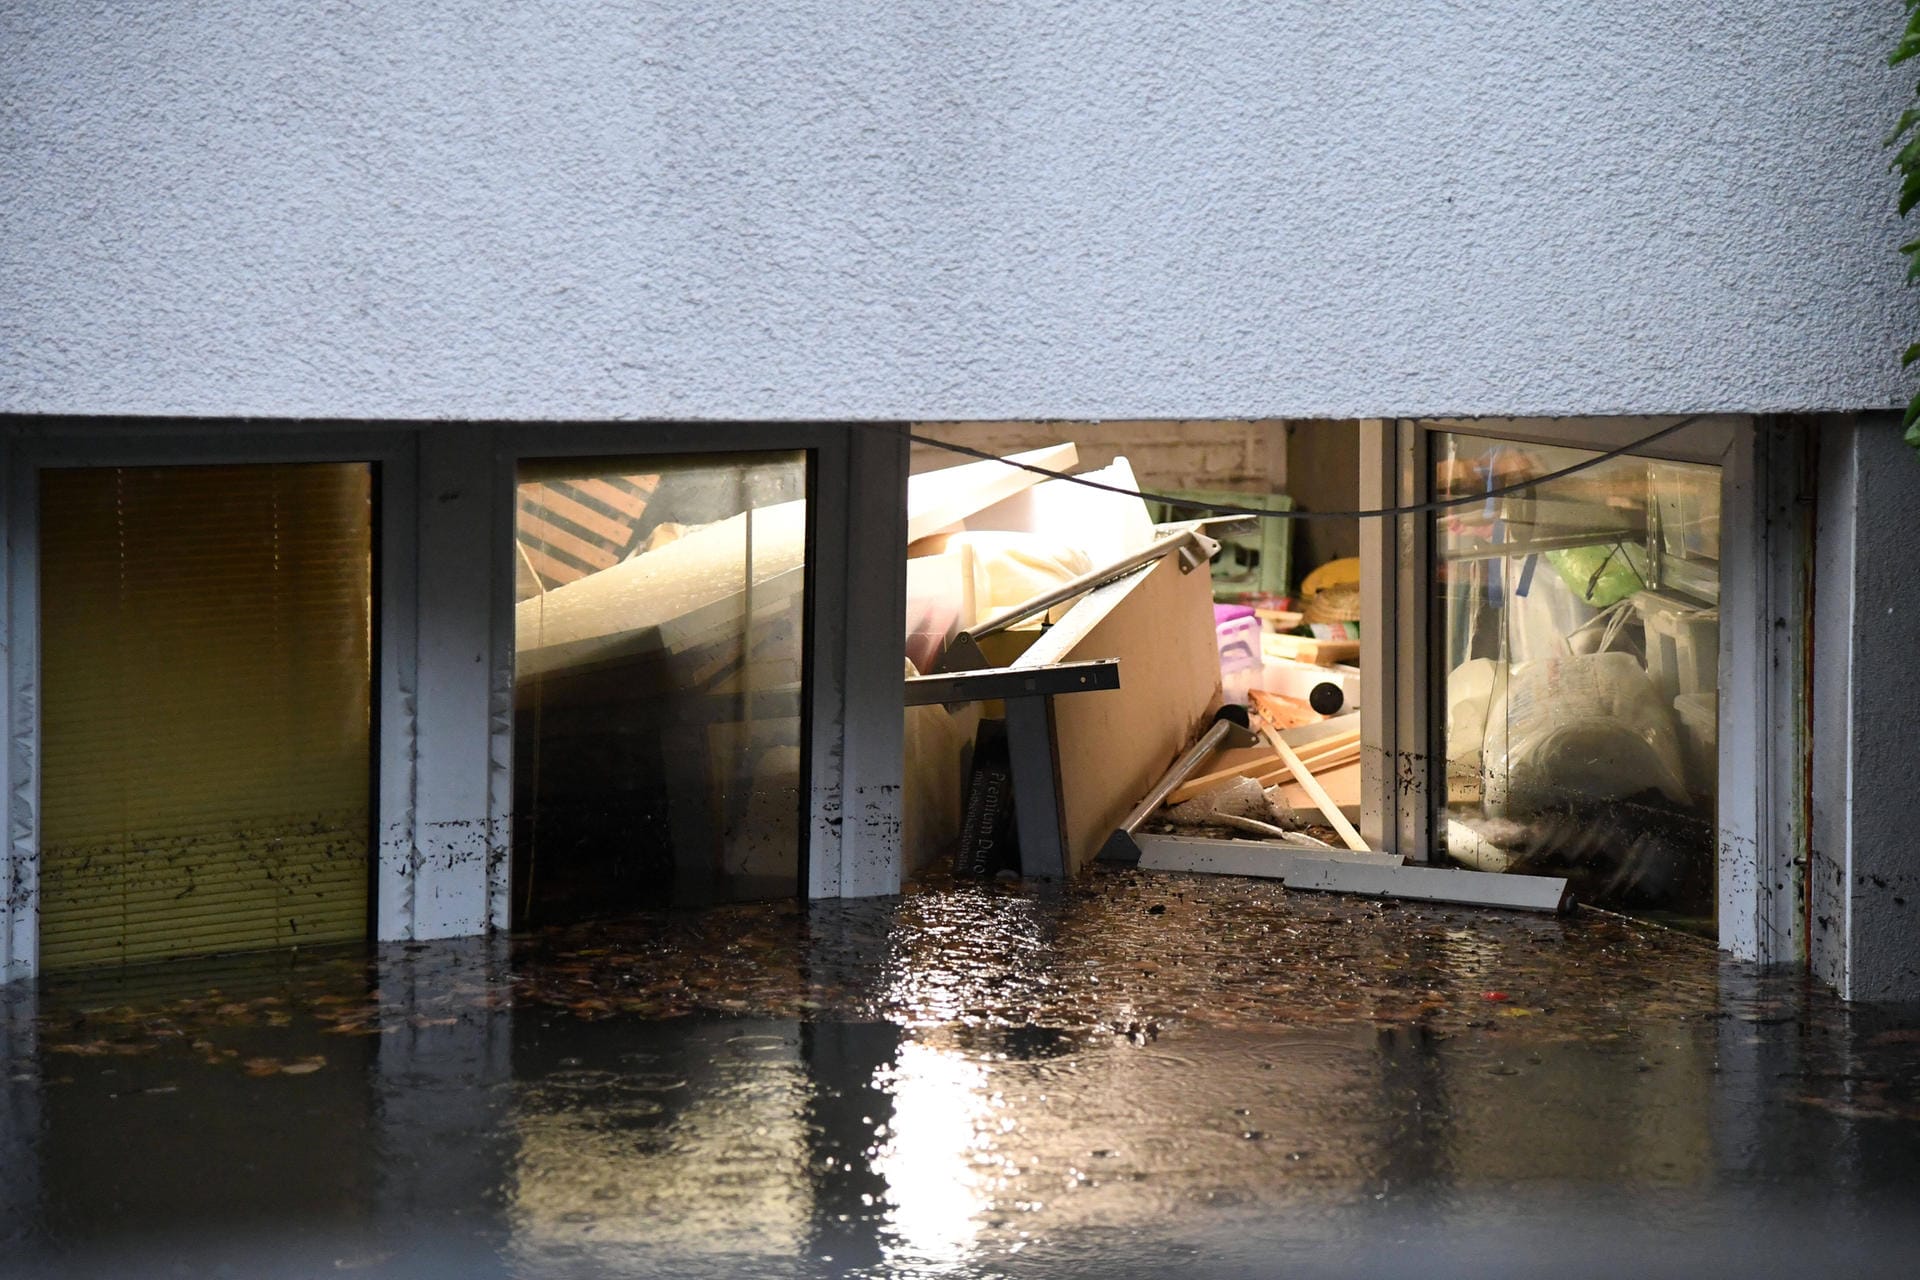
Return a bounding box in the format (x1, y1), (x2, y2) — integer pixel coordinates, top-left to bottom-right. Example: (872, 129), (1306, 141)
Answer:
(1482, 651), (1689, 817)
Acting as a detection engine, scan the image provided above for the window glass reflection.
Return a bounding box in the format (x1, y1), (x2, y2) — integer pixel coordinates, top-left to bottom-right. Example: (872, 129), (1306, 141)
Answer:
(513, 453), (807, 924)
(1435, 435), (1720, 929)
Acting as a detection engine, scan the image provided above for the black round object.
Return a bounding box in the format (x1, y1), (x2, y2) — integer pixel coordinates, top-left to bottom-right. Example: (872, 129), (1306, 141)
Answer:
(1308, 682), (1345, 715)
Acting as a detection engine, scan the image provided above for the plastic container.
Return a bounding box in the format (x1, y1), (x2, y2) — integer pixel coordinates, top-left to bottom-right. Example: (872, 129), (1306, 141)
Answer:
(1636, 593), (1719, 704)
(1216, 614), (1264, 674)
(1673, 691), (1718, 797)
(1258, 656), (1361, 712)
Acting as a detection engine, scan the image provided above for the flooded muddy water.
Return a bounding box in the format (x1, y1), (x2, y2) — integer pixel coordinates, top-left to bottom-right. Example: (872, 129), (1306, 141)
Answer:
(4, 870), (1919, 1278)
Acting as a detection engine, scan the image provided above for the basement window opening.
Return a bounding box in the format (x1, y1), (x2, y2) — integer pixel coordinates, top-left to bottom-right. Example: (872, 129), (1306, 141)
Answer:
(1433, 431), (1721, 934)
(35, 462), (377, 972)
(511, 451), (810, 927)
(892, 418), (1743, 940)
(897, 420), (1363, 884)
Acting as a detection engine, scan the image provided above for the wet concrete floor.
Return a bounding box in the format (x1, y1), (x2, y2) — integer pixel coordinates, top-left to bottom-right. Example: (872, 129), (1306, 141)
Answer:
(4, 869), (1920, 1278)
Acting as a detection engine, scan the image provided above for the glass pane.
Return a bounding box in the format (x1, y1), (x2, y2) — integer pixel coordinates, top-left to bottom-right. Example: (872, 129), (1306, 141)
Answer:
(513, 452), (808, 924)
(38, 464), (374, 970)
(1434, 434), (1720, 930)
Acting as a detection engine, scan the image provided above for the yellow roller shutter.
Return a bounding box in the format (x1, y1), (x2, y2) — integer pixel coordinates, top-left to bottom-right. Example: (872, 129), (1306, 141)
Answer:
(38, 463), (373, 971)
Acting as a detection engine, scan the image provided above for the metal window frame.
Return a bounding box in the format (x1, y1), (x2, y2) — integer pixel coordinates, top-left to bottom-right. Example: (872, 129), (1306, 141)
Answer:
(0, 419), (418, 983)
(491, 421), (907, 908)
(1, 417), (912, 982)
(1360, 414), (1806, 963)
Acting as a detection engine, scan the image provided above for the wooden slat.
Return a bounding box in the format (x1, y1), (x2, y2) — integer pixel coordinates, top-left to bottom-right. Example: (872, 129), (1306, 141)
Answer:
(1163, 729), (1361, 806)
(1258, 719), (1369, 852)
(1262, 633), (1361, 665)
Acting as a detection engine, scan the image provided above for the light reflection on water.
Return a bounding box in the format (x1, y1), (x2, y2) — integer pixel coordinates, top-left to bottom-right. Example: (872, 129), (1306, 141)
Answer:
(872, 1040), (996, 1271)
(2, 873), (1919, 1278)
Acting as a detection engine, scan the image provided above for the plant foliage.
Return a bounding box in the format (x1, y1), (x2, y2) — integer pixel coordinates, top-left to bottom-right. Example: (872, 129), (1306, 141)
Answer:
(1888, 2), (1920, 445)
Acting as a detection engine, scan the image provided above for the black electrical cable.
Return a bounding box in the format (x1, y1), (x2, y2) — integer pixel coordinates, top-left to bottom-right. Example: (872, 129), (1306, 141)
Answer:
(883, 415), (1707, 521)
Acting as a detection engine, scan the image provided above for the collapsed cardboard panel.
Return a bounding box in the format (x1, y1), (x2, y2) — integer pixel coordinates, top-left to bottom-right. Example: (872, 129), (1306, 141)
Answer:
(902, 655), (983, 875)
(1019, 553), (1223, 876)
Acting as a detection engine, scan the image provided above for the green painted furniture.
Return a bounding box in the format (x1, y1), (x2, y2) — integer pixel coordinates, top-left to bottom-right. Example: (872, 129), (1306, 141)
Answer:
(1147, 489), (1294, 601)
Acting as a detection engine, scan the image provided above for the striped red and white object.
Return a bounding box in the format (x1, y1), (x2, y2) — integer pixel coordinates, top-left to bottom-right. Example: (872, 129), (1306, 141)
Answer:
(516, 473), (661, 590)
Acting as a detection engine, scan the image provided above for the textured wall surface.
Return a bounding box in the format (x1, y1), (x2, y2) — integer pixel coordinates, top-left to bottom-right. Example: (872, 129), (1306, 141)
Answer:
(1812, 417), (1920, 1001)
(1, 2), (1911, 421)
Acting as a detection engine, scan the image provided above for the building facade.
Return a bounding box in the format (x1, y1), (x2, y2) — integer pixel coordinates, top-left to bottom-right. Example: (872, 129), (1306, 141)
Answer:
(3, 2), (1916, 996)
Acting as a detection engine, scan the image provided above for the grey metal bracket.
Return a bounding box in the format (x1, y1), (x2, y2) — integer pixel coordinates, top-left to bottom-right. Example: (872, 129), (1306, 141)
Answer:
(903, 658), (1120, 706)
(906, 658), (1122, 879)
(934, 525), (1228, 674)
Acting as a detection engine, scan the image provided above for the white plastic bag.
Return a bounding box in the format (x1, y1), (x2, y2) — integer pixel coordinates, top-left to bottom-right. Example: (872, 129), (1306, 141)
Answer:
(1482, 651), (1689, 817)
(1445, 658), (1502, 775)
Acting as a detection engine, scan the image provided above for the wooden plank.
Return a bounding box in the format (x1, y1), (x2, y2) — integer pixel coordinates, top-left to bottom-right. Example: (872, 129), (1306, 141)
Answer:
(1163, 729), (1360, 806)
(1275, 758), (1360, 819)
(1165, 747), (1281, 806)
(1248, 688), (1321, 729)
(1280, 711), (1361, 748)
(1259, 719), (1369, 852)
(906, 443), (1078, 543)
(1229, 742), (1360, 805)
(1263, 633), (1360, 665)
(1296, 729), (1361, 764)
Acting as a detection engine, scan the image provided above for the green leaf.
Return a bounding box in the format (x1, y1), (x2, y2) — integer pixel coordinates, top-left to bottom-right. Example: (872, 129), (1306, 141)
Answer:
(1883, 107), (1920, 148)
(1896, 23), (1920, 66)
(1902, 343), (1920, 368)
(1904, 392), (1920, 435)
(1900, 168), (1920, 217)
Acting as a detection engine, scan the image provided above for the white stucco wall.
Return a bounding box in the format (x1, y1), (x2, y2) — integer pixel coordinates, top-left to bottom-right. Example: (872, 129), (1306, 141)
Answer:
(1812, 415), (1920, 1001)
(1, 1), (1912, 421)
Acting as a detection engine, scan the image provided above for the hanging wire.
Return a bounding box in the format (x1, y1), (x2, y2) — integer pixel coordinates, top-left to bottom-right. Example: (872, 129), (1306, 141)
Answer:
(882, 415), (1707, 521)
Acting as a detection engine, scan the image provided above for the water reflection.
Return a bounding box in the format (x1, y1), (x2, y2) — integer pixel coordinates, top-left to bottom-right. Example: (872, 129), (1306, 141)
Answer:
(2, 875), (1919, 1277)
(872, 1040), (996, 1269)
